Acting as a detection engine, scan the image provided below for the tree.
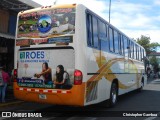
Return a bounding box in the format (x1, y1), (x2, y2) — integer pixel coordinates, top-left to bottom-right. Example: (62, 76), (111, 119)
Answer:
(149, 56), (159, 66)
(136, 35), (160, 54)
(149, 56), (159, 73)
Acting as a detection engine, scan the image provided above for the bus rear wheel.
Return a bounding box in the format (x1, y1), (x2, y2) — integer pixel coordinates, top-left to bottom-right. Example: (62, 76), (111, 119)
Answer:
(109, 82), (118, 107)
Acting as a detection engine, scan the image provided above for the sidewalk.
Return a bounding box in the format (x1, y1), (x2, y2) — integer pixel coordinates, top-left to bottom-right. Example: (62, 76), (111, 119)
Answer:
(0, 87), (24, 107)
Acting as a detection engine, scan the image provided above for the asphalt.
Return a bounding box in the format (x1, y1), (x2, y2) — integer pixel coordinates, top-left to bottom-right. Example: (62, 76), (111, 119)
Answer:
(0, 87), (24, 107)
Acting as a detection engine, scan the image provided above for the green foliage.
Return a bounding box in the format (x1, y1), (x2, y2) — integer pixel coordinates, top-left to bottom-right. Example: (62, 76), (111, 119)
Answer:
(136, 35), (160, 54)
(149, 56), (159, 66)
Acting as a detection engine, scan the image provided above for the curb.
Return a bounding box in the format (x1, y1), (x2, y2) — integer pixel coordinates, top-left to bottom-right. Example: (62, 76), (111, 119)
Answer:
(0, 100), (24, 107)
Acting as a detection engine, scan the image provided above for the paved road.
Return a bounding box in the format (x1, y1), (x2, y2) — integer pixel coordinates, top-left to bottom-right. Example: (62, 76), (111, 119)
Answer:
(0, 78), (160, 120)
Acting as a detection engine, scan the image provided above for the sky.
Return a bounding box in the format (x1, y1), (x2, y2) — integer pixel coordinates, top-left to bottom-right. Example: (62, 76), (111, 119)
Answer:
(32, 0), (160, 44)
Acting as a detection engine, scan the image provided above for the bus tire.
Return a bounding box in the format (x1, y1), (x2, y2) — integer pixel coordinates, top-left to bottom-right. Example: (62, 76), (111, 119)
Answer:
(138, 78), (144, 92)
(109, 82), (118, 107)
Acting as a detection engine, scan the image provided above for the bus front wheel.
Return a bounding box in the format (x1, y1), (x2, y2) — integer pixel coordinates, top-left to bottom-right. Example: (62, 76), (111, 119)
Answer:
(109, 82), (118, 107)
(138, 78), (144, 92)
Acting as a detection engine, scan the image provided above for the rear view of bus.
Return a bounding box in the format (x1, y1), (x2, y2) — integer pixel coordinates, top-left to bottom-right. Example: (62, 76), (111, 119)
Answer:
(14, 4), (85, 106)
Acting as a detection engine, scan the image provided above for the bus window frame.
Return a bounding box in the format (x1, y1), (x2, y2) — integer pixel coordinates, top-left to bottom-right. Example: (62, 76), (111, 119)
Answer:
(86, 13), (93, 47)
(113, 30), (119, 54)
(86, 11), (100, 49)
(109, 26), (114, 52)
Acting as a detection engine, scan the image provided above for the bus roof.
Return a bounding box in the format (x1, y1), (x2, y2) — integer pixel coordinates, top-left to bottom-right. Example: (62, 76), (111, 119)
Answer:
(18, 4), (77, 16)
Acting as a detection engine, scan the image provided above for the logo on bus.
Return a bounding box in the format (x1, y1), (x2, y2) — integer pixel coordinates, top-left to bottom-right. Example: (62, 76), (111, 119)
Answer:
(38, 15), (52, 33)
(20, 51), (44, 59)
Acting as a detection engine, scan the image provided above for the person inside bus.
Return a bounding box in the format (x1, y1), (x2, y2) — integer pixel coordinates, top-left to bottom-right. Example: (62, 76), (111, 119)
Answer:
(35, 62), (52, 84)
(54, 65), (72, 89)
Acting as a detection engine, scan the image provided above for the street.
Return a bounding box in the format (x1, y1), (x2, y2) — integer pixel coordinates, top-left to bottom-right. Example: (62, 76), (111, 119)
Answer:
(0, 78), (160, 120)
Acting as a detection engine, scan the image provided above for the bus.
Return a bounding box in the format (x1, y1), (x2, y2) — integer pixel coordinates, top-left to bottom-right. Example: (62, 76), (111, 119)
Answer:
(14, 4), (147, 107)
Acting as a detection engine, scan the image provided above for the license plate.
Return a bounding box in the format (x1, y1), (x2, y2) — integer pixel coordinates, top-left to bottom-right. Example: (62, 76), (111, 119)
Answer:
(39, 94), (47, 99)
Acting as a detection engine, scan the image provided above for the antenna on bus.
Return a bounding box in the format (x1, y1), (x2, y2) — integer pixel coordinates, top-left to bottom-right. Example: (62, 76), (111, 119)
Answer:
(54, 0), (57, 5)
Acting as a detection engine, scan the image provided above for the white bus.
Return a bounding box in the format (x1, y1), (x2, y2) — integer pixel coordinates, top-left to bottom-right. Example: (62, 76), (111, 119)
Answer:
(13, 4), (147, 106)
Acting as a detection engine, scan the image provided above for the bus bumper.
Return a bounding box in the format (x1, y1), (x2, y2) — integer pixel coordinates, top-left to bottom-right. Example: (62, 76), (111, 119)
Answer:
(13, 82), (86, 106)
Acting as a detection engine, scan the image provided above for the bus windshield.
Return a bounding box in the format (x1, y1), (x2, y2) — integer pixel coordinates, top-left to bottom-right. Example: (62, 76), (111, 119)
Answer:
(17, 7), (75, 38)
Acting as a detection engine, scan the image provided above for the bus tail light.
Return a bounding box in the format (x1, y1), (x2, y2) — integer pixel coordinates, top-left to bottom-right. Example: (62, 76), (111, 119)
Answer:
(74, 70), (83, 85)
(14, 69), (17, 82)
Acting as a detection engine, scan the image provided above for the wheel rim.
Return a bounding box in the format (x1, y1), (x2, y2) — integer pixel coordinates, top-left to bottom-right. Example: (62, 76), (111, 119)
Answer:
(112, 85), (117, 104)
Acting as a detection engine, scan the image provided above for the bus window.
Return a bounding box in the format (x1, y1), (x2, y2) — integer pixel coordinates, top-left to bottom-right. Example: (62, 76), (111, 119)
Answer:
(135, 45), (137, 60)
(98, 20), (107, 41)
(99, 22), (108, 52)
(124, 36), (128, 57)
(144, 49), (146, 57)
(133, 43), (136, 59)
(121, 35), (124, 55)
(128, 39), (131, 58)
(137, 46), (139, 60)
(139, 47), (142, 61)
(118, 33), (121, 54)
(87, 14), (93, 46)
(135, 45), (138, 60)
(109, 27), (114, 52)
(130, 41), (132, 58)
(142, 48), (145, 59)
(92, 16), (99, 48)
(130, 41), (134, 59)
(114, 30), (119, 53)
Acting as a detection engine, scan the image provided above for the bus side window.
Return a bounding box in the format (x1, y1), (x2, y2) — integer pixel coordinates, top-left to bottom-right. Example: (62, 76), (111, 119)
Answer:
(86, 13), (93, 46)
(137, 45), (139, 60)
(114, 30), (119, 54)
(135, 45), (138, 60)
(134, 44), (136, 60)
(123, 36), (128, 57)
(142, 48), (145, 59)
(128, 39), (131, 58)
(131, 41), (134, 59)
(118, 33), (121, 55)
(109, 27), (114, 52)
(98, 20), (107, 41)
(121, 35), (124, 55)
(139, 47), (142, 61)
(98, 20), (108, 51)
(92, 16), (99, 48)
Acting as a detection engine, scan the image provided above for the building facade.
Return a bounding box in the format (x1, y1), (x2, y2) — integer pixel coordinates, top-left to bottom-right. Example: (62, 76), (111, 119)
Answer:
(0, 0), (41, 73)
